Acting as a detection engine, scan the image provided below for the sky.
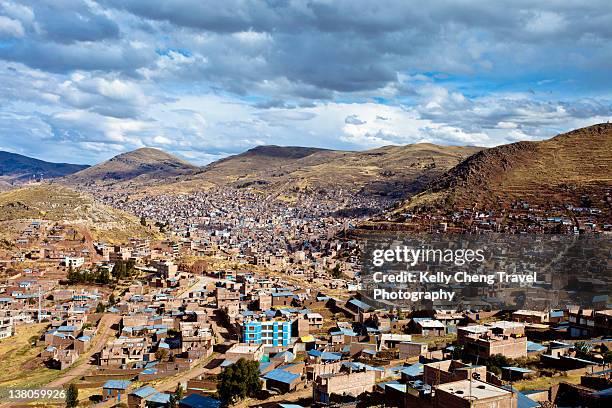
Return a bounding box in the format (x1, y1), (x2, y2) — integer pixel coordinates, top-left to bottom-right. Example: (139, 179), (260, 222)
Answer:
(0, 0), (611, 165)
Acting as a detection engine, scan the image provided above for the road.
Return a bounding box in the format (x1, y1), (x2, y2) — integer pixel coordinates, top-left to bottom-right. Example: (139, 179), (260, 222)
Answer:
(46, 313), (120, 388)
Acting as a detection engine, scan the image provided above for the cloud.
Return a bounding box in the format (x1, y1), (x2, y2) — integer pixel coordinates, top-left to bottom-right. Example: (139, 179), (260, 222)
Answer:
(0, 1), (610, 165)
(345, 115), (366, 125)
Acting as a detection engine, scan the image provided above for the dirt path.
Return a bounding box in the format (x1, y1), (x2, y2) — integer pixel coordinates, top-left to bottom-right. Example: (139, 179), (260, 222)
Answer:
(46, 314), (120, 388)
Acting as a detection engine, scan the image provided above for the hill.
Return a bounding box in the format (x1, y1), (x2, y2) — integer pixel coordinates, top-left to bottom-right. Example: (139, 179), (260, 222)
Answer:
(63, 147), (197, 186)
(0, 151), (88, 186)
(149, 144), (483, 200)
(0, 184), (159, 242)
(391, 123), (612, 215)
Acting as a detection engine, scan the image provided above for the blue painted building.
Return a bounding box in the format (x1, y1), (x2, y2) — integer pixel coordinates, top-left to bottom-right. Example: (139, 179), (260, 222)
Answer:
(243, 320), (291, 347)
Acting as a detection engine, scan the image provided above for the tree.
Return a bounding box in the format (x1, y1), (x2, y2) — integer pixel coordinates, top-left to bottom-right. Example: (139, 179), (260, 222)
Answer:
(217, 358), (261, 405)
(95, 302), (106, 313)
(168, 384), (184, 408)
(174, 384), (184, 401)
(155, 349), (168, 362)
(140, 216), (147, 226)
(486, 354), (510, 375)
(65, 383), (78, 408)
(97, 268), (111, 285)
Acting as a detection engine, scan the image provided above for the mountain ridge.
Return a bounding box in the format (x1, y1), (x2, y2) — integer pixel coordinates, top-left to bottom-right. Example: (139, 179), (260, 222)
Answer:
(390, 123), (612, 216)
(0, 150), (89, 188)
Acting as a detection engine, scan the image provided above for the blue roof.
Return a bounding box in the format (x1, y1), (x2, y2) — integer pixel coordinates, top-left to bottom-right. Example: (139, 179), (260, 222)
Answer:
(308, 350), (342, 361)
(220, 359), (234, 367)
(103, 380), (130, 389)
(180, 394), (221, 408)
(527, 341), (546, 353)
(146, 392), (171, 404)
(401, 363), (424, 377)
(57, 325), (77, 332)
(348, 298), (373, 311)
(141, 368), (158, 375)
(259, 361), (273, 373)
(263, 368), (300, 384)
(272, 292), (294, 297)
(592, 387), (612, 397)
(502, 386), (539, 408)
(131, 386), (157, 398)
(592, 295), (609, 302)
(549, 310), (564, 318)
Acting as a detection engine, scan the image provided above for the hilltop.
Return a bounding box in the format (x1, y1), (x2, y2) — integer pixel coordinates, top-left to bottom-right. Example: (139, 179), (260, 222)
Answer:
(390, 123), (612, 216)
(149, 143), (483, 200)
(0, 150), (88, 187)
(0, 184), (159, 243)
(62, 147), (197, 186)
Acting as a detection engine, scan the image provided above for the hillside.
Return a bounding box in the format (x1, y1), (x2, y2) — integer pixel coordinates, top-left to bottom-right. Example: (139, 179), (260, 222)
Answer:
(149, 144), (483, 200)
(0, 184), (159, 242)
(63, 147), (197, 186)
(0, 150), (88, 185)
(391, 123), (612, 215)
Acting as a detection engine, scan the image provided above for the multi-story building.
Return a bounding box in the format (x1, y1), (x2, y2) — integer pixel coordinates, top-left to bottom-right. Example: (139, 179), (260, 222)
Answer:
(242, 319), (291, 347)
(0, 316), (13, 339)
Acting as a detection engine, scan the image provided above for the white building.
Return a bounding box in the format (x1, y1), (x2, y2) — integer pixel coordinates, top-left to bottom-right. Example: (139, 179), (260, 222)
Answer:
(0, 317), (13, 339)
(63, 257), (85, 268)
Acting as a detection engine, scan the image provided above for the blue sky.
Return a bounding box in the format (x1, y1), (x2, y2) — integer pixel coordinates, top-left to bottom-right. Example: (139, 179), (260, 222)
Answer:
(0, 0), (611, 165)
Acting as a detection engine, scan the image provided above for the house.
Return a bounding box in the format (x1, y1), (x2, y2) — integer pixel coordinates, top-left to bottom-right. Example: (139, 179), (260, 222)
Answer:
(313, 370), (377, 404)
(102, 380), (131, 402)
(457, 322), (527, 359)
(225, 343), (264, 362)
(434, 380), (517, 408)
(179, 394), (221, 408)
(128, 386), (170, 408)
(410, 318), (445, 336)
(568, 309), (612, 338)
(0, 317), (13, 339)
(398, 341), (427, 359)
(423, 360), (487, 386)
(263, 368), (302, 393)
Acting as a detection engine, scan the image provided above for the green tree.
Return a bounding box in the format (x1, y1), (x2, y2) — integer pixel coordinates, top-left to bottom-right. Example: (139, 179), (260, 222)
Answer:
(97, 268), (111, 284)
(168, 385), (183, 408)
(155, 349), (168, 362)
(486, 354), (510, 376)
(65, 383), (78, 408)
(95, 302), (106, 313)
(217, 358), (261, 406)
(174, 384), (184, 402)
(140, 216), (147, 226)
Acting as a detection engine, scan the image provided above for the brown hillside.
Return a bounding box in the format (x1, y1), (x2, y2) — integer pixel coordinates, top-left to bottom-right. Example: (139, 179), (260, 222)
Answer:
(395, 123), (612, 213)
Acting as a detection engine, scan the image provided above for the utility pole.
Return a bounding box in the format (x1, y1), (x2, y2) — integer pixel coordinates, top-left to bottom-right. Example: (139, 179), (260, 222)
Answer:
(38, 284), (42, 322)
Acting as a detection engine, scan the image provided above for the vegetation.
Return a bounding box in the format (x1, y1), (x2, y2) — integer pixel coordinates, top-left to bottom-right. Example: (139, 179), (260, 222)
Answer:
(169, 384), (184, 408)
(66, 265), (111, 285)
(485, 354), (511, 376)
(65, 383), (78, 408)
(217, 358), (261, 406)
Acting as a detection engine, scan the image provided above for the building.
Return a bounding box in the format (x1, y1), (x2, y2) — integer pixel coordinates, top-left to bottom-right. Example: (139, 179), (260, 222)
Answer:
(263, 368), (302, 393)
(568, 309), (612, 338)
(0, 317), (13, 339)
(457, 322), (527, 359)
(63, 257), (85, 268)
(102, 380), (131, 402)
(313, 370), (377, 404)
(243, 319), (291, 347)
(225, 343), (265, 362)
(434, 380), (517, 408)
